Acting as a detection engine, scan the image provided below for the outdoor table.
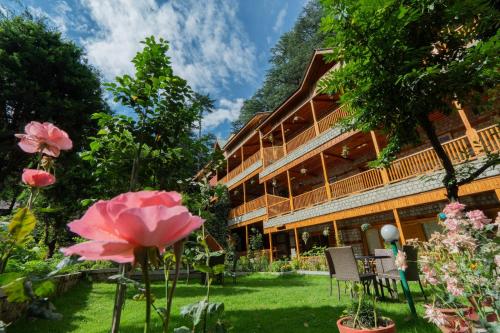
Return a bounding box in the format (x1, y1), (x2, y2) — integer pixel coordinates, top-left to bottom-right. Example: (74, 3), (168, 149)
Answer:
(355, 255), (391, 298)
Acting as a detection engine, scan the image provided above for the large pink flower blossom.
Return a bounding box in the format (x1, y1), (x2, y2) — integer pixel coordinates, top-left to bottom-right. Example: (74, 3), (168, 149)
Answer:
(465, 210), (491, 230)
(443, 218), (461, 232)
(443, 202), (466, 218)
(15, 121), (72, 157)
(22, 169), (56, 187)
(424, 304), (447, 326)
(61, 191), (203, 263)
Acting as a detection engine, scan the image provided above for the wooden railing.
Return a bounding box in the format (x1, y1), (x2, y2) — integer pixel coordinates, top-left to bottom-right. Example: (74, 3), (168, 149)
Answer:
(219, 175), (228, 184)
(387, 136), (472, 182)
(477, 125), (500, 154)
(293, 186), (328, 210)
(286, 125), (317, 153)
(330, 169), (384, 199)
(228, 204), (246, 219)
(209, 175), (218, 187)
(222, 151), (262, 184)
(267, 194), (288, 206)
(242, 151), (260, 170)
(226, 165), (242, 182)
(246, 196), (266, 212)
(317, 105), (349, 133)
(262, 146), (284, 167)
(267, 198), (291, 218)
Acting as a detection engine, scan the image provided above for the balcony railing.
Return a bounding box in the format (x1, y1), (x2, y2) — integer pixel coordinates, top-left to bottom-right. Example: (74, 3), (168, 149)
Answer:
(209, 175), (218, 187)
(317, 105), (349, 133)
(387, 136), (472, 182)
(286, 126), (316, 153)
(267, 196), (290, 218)
(262, 146), (284, 167)
(242, 151), (260, 170)
(293, 186), (328, 210)
(221, 151), (262, 184)
(330, 169), (384, 200)
(228, 204), (246, 219)
(477, 125), (499, 153)
(246, 195), (266, 212)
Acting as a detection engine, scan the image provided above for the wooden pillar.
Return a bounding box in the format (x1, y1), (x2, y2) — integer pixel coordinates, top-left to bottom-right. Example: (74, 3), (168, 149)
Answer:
(294, 228), (300, 258)
(243, 182), (247, 214)
(370, 131), (390, 184)
(259, 130), (265, 161)
(333, 220), (339, 246)
(320, 152), (332, 199)
(245, 224), (249, 253)
(453, 101), (481, 155)
(263, 181), (269, 213)
(495, 189), (500, 201)
(286, 170), (294, 211)
(310, 99), (320, 135)
(280, 123), (288, 155)
(392, 209), (406, 244)
(268, 233), (273, 263)
(240, 146), (244, 172)
(226, 159), (229, 176)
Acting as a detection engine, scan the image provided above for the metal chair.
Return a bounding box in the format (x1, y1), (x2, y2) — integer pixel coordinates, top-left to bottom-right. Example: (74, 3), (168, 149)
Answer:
(374, 248), (399, 299)
(329, 246), (379, 300)
(324, 247), (341, 298)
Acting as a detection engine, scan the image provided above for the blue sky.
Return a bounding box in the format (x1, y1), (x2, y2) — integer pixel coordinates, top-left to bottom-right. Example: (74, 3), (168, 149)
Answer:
(2, 0), (308, 140)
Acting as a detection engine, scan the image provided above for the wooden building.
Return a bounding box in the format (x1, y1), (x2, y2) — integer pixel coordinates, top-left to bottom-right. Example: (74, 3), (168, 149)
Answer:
(210, 49), (500, 261)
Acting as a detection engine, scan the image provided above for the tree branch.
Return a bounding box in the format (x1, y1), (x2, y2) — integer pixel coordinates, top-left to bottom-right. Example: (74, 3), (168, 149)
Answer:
(457, 155), (500, 186)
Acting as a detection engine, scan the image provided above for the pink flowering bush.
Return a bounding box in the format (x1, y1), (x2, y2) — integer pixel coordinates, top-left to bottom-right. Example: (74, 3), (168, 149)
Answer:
(15, 121), (72, 157)
(410, 203), (499, 331)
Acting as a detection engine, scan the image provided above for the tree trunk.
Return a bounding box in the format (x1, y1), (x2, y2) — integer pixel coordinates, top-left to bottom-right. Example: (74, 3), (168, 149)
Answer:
(417, 114), (459, 201)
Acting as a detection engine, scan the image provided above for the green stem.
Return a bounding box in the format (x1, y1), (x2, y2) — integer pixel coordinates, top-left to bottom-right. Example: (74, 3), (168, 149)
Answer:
(164, 253), (181, 333)
(141, 254), (151, 333)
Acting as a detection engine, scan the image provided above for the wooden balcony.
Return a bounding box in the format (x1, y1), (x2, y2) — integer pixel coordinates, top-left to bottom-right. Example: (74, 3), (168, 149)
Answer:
(286, 126), (316, 153)
(209, 175), (218, 187)
(267, 195), (290, 218)
(262, 146), (284, 167)
(293, 186), (328, 210)
(317, 104), (349, 133)
(477, 125), (500, 153)
(228, 195), (267, 220)
(330, 169), (384, 199)
(228, 204), (246, 219)
(221, 151), (261, 184)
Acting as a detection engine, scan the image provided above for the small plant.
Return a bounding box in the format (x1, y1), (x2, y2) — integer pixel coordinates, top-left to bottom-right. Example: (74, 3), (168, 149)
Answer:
(301, 231), (310, 245)
(248, 228), (263, 252)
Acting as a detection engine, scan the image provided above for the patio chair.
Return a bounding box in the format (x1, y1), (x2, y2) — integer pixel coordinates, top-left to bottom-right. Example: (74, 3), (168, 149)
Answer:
(374, 249), (399, 299)
(324, 248), (341, 297)
(329, 246), (378, 301)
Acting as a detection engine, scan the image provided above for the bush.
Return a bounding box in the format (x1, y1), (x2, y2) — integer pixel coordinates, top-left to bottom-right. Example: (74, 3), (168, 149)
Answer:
(236, 254), (270, 272)
(270, 259), (293, 272)
(301, 245), (326, 257)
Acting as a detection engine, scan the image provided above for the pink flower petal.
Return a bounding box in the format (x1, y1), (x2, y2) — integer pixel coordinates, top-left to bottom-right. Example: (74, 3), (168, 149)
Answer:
(61, 241), (135, 263)
(67, 201), (122, 242)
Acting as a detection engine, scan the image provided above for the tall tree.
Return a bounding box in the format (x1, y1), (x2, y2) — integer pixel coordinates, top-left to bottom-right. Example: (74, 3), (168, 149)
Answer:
(234, 0), (325, 129)
(319, 0), (499, 201)
(0, 14), (107, 210)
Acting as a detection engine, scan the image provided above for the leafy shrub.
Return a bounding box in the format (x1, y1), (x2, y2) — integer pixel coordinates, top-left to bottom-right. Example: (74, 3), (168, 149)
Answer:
(301, 245), (326, 257)
(270, 259), (293, 272)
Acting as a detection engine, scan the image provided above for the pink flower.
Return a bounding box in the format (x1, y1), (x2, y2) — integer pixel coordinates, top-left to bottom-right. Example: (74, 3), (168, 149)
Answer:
(395, 250), (408, 271)
(495, 255), (500, 268)
(424, 304), (447, 326)
(465, 210), (491, 230)
(443, 218), (461, 231)
(442, 232), (476, 253)
(22, 169), (56, 187)
(446, 277), (464, 297)
(61, 191), (203, 263)
(443, 202), (466, 218)
(422, 265), (439, 285)
(15, 121), (72, 157)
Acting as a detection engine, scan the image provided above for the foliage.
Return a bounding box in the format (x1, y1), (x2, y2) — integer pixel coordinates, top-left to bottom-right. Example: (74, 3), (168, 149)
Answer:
(409, 203), (499, 331)
(236, 255), (269, 273)
(233, 0), (325, 129)
(319, 0), (500, 200)
(301, 245), (326, 257)
(270, 259), (293, 273)
(248, 228), (264, 252)
(341, 283), (385, 329)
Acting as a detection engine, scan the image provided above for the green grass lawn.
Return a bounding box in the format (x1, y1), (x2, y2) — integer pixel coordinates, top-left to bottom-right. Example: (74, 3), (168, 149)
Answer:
(10, 273), (439, 333)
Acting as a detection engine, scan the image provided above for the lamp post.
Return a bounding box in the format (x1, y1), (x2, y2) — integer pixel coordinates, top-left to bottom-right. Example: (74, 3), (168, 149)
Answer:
(380, 224), (417, 317)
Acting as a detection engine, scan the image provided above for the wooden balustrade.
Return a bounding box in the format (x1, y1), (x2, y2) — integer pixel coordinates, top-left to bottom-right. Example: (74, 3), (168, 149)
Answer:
(286, 126), (317, 153)
(293, 186), (328, 210)
(262, 146), (284, 167)
(246, 196), (266, 212)
(226, 165), (242, 182)
(387, 136), (472, 182)
(317, 105), (349, 133)
(330, 169), (384, 199)
(267, 194), (288, 206)
(228, 204), (246, 219)
(267, 198), (291, 218)
(219, 175), (228, 184)
(223, 151), (262, 183)
(242, 151), (260, 170)
(477, 125), (500, 154)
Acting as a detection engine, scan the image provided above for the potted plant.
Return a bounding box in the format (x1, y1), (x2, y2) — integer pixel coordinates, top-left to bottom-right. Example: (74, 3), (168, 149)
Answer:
(409, 203), (500, 333)
(337, 283), (396, 333)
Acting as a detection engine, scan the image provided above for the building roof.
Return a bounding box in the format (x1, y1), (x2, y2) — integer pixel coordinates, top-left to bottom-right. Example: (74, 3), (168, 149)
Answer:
(222, 111), (270, 153)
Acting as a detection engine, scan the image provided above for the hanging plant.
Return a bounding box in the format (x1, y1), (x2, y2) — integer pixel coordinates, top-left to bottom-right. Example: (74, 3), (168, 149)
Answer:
(360, 223), (371, 232)
(323, 226), (330, 237)
(301, 231), (310, 245)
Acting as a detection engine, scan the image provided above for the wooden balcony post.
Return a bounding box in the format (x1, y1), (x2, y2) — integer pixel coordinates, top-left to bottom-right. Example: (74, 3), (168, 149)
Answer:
(370, 131), (390, 184)
(245, 224), (249, 253)
(294, 228), (300, 258)
(310, 99), (320, 136)
(320, 152), (332, 199)
(268, 233), (273, 263)
(280, 123), (288, 155)
(243, 182), (247, 214)
(286, 170), (294, 211)
(453, 101), (482, 155)
(392, 209), (406, 245)
(333, 220), (339, 245)
(259, 130), (264, 161)
(495, 189), (500, 202)
(240, 146), (244, 172)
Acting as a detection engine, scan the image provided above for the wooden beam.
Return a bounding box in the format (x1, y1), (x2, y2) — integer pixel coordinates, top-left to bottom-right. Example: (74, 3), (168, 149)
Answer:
(453, 101), (481, 155)
(243, 182), (247, 214)
(259, 130), (264, 161)
(286, 170), (294, 211)
(268, 233), (273, 263)
(281, 123), (288, 155)
(333, 220), (339, 245)
(323, 152), (354, 162)
(495, 189), (500, 202)
(392, 208), (406, 244)
(294, 228), (300, 257)
(310, 100), (320, 135)
(320, 152), (332, 199)
(240, 146), (244, 172)
(370, 131), (390, 184)
(245, 224), (249, 252)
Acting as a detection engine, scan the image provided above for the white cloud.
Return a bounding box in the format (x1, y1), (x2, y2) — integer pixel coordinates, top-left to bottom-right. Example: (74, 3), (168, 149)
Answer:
(273, 4), (288, 32)
(202, 98), (244, 129)
(80, 0), (257, 94)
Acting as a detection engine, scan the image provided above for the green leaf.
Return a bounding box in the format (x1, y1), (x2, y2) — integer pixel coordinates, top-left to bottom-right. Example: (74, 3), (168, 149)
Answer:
(0, 272), (24, 286)
(193, 264), (212, 274)
(8, 208), (36, 244)
(33, 280), (55, 297)
(1, 277), (28, 303)
(212, 264), (225, 275)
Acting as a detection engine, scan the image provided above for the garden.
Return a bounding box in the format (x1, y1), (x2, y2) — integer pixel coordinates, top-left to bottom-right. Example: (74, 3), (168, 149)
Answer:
(1, 1), (499, 333)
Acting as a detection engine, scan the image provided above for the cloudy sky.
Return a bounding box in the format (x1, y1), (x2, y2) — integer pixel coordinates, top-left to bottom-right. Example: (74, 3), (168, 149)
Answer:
(3, 0), (308, 140)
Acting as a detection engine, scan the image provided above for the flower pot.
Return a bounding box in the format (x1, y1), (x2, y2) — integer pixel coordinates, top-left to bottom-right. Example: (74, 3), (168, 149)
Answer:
(336, 317), (396, 333)
(436, 308), (472, 333)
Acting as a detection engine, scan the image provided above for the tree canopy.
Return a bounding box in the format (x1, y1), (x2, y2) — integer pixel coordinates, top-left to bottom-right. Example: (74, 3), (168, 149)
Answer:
(319, 0), (499, 200)
(233, 0), (325, 130)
